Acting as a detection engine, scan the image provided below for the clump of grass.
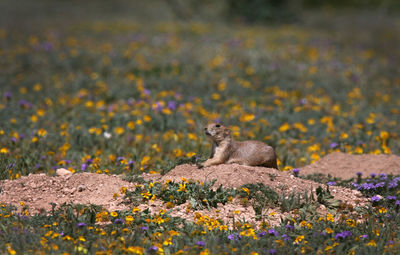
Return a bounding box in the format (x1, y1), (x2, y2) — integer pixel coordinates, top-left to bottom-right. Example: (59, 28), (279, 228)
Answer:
(124, 179), (236, 210)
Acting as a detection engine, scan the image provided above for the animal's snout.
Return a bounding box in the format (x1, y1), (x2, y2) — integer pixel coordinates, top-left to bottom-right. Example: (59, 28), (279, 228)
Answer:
(204, 128), (211, 136)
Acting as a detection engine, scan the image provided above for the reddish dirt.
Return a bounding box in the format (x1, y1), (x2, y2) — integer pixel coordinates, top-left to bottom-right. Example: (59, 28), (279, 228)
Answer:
(300, 152), (400, 179)
(0, 172), (135, 213)
(2, 152), (399, 226)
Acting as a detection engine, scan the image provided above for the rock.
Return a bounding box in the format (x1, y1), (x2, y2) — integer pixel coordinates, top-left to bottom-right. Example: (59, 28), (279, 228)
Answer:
(77, 185), (86, 192)
(56, 168), (73, 177)
(63, 188), (76, 194)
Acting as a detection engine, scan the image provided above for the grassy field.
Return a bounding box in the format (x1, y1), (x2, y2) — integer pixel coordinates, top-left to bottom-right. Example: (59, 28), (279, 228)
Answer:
(1, 1), (400, 254)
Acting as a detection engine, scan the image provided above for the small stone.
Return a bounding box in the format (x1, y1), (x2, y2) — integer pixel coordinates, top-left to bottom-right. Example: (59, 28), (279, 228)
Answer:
(63, 188), (76, 194)
(56, 168), (73, 177)
(77, 185), (86, 192)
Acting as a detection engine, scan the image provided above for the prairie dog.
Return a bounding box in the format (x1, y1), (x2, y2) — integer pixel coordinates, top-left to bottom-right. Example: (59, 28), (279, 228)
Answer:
(201, 123), (278, 169)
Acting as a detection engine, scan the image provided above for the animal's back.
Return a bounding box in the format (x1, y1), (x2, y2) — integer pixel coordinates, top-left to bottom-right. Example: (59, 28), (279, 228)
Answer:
(229, 140), (277, 168)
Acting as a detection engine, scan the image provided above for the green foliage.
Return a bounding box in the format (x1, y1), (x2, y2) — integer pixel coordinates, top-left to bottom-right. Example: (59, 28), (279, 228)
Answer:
(238, 183), (279, 217)
(124, 179), (236, 210)
(316, 186), (341, 209)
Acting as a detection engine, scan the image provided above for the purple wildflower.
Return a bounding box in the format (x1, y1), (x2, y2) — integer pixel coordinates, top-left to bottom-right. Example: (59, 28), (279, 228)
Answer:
(386, 196), (397, 200)
(358, 183), (375, 191)
(330, 142), (339, 149)
(114, 218), (125, 224)
(293, 169), (300, 177)
(257, 231), (266, 237)
(4, 91), (11, 100)
(327, 181), (336, 186)
(167, 101), (177, 111)
(155, 102), (163, 112)
(395, 200), (400, 206)
(362, 234), (368, 239)
(42, 42), (54, 51)
(147, 246), (158, 252)
(18, 99), (32, 108)
(299, 98), (307, 105)
(371, 195), (381, 202)
(268, 228), (278, 236)
(228, 233), (241, 241)
(81, 164), (87, 171)
(335, 231), (352, 240)
(388, 181), (398, 189)
(356, 172), (362, 177)
(269, 249), (277, 255)
(196, 241), (206, 246)
(374, 182), (386, 188)
(141, 226), (149, 231)
(77, 222), (87, 227)
(370, 173), (377, 178)
(285, 224), (294, 230)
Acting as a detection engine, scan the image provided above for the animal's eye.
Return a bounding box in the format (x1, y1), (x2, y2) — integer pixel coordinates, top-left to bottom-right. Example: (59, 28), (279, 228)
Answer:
(204, 128), (207, 130)
(215, 124), (221, 128)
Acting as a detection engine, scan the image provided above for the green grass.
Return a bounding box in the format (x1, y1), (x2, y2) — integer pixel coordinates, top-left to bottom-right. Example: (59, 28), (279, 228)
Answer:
(1, 1), (400, 253)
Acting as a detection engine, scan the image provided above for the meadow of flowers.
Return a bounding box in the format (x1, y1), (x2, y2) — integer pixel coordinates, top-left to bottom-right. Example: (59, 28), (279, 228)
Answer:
(1, 3), (400, 254)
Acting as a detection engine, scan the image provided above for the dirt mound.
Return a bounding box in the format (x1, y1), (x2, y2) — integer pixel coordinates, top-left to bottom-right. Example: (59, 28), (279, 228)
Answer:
(0, 172), (135, 214)
(159, 164), (364, 207)
(5, 153), (393, 226)
(300, 152), (400, 179)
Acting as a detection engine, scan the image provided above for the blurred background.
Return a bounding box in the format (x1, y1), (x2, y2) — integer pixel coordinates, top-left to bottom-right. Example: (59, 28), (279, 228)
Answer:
(2, 0), (400, 26)
(0, 0), (399, 177)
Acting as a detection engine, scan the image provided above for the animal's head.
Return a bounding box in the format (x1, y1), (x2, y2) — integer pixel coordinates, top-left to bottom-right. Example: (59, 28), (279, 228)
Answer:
(204, 123), (231, 142)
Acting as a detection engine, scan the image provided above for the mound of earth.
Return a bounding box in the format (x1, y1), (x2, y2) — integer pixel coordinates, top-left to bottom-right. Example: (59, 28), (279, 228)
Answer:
(4, 153), (391, 226)
(158, 164), (364, 206)
(0, 172), (135, 214)
(300, 152), (400, 179)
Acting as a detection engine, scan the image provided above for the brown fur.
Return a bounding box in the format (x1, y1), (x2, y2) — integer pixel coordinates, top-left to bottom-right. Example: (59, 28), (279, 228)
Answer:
(201, 123), (278, 169)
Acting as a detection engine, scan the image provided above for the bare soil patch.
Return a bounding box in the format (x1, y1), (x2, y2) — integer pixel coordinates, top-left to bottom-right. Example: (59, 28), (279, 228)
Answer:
(0, 172), (135, 213)
(300, 152), (400, 179)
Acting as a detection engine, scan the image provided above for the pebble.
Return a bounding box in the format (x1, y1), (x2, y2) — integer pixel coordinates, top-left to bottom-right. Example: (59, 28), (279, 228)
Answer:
(56, 168), (73, 177)
(77, 185), (86, 192)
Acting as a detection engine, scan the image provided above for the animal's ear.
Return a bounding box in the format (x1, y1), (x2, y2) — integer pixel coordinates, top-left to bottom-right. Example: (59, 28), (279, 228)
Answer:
(213, 119), (224, 125)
